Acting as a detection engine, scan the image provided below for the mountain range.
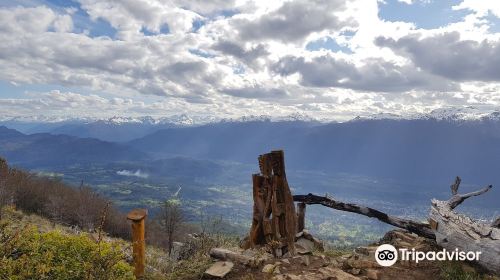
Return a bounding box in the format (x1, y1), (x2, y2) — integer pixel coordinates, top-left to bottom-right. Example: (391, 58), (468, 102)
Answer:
(0, 126), (145, 167)
(1, 108), (499, 207)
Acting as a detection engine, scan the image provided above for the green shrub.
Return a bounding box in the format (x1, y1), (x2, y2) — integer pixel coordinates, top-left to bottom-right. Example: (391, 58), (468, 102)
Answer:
(0, 220), (134, 280)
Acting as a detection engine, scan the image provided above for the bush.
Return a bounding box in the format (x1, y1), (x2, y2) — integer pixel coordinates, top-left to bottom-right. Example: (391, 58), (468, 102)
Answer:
(0, 220), (134, 280)
(0, 157), (129, 239)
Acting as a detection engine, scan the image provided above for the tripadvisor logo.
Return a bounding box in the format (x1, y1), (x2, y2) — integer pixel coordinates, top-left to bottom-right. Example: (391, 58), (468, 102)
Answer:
(375, 244), (398, 266)
(375, 244), (482, 267)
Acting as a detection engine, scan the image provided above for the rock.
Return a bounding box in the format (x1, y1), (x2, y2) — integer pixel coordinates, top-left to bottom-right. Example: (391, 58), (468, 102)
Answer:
(350, 268), (361, 275)
(262, 264), (277, 273)
(210, 248), (263, 267)
(301, 255), (310, 266)
(295, 237), (315, 254)
(204, 261), (234, 278)
(346, 258), (379, 269)
(170, 242), (185, 260)
(366, 269), (379, 280)
(318, 267), (361, 280)
(282, 258), (290, 264)
(354, 247), (370, 256)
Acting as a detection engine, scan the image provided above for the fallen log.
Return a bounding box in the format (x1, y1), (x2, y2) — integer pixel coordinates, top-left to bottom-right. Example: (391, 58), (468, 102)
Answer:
(429, 177), (500, 275)
(294, 177), (499, 275)
(293, 193), (435, 239)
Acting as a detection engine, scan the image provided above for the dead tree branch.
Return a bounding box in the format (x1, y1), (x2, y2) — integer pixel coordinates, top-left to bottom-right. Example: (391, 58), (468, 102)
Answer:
(430, 177), (499, 275)
(293, 193), (435, 239)
(446, 176), (492, 209)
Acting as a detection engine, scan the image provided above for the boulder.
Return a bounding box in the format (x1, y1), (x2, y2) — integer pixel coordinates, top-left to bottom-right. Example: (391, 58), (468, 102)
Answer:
(170, 242), (185, 260)
(204, 261), (234, 278)
(295, 237), (315, 255)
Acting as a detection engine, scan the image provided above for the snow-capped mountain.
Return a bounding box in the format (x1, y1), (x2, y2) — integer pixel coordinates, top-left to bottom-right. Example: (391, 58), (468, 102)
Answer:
(2, 107), (500, 128)
(355, 106), (500, 123)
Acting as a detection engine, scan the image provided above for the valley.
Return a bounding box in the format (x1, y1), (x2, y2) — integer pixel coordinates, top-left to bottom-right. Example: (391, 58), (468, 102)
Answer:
(1, 114), (499, 247)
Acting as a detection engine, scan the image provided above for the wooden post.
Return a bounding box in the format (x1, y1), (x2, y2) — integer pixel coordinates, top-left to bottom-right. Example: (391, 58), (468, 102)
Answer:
(127, 208), (148, 279)
(297, 202), (306, 233)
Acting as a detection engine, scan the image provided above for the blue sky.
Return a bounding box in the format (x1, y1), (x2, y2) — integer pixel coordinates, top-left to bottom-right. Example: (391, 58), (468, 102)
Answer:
(0, 0), (499, 121)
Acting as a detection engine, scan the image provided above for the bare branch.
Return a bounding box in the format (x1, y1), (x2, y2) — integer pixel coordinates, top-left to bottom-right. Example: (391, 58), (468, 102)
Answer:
(450, 176), (461, 195)
(447, 185), (493, 209)
(293, 193), (435, 239)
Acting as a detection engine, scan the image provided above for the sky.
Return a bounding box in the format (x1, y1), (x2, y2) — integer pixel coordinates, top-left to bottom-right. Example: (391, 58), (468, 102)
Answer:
(0, 0), (499, 121)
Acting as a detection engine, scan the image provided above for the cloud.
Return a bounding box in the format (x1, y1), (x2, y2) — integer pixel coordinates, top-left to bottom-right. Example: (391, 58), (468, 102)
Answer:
(212, 40), (269, 68)
(223, 86), (288, 99)
(0, 6), (226, 102)
(117, 169), (149, 178)
(234, 0), (355, 42)
(376, 32), (500, 82)
(77, 0), (201, 38)
(272, 54), (456, 92)
(452, 0), (500, 18)
(171, 0), (238, 15)
(0, 6), (61, 34)
(1, 0), (500, 122)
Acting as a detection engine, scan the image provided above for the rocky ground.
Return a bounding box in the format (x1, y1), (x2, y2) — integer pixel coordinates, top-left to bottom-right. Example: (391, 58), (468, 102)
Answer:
(203, 229), (499, 280)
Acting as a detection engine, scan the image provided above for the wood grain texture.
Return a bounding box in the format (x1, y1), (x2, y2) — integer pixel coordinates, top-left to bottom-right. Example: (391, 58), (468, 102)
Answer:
(430, 177), (499, 275)
(246, 150), (297, 256)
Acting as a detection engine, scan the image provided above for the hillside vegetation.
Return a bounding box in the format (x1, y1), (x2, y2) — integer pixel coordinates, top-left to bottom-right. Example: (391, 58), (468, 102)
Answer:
(0, 156), (241, 279)
(0, 157), (129, 238)
(0, 206), (134, 280)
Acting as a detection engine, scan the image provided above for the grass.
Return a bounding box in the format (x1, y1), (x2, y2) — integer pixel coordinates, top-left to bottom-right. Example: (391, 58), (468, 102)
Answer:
(439, 261), (495, 280)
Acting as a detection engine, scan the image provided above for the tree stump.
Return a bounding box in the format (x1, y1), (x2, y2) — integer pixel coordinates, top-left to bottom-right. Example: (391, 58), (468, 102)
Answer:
(246, 150), (297, 256)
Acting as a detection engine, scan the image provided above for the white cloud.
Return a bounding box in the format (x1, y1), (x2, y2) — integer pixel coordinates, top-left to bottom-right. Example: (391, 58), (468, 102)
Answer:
(77, 0), (202, 39)
(453, 0), (500, 18)
(117, 169), (149, 178)
(0, 0), (500, 121)
(53, 14), (73, 32)
(0, 6), (56, 34)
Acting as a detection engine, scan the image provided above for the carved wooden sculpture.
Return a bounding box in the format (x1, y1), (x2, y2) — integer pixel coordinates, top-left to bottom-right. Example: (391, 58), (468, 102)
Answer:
(247, 150), (296, 256)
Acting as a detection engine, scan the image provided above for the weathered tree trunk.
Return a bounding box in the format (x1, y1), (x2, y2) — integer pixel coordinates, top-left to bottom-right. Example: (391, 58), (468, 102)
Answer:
(429, 177), (500, 275)
(293, 193), (435, 239)
(246, 150), (296, 256)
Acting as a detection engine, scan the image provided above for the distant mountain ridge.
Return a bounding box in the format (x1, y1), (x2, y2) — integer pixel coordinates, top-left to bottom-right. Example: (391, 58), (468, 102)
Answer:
(0, 126), (146, 167)
(2, 106), (500, 125)
(1, 117), (499, 207)
(128, 118), (500, 192)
